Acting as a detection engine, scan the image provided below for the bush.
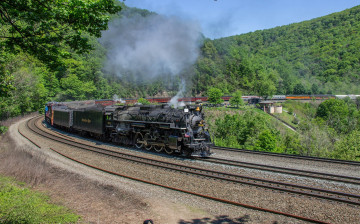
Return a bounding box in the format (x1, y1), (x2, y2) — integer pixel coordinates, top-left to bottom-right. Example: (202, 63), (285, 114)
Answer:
(292, 117), (300, 125)
(331, 130), (360, 161)
(137, 98), (150, 105)
(0, 176), (80, 223)
(287, 107), (293, 115)
(213, 111), (282, 152)
(254, 129), (278, 152)
(207, 87), (224, 105)
(0, 126), (8, 134)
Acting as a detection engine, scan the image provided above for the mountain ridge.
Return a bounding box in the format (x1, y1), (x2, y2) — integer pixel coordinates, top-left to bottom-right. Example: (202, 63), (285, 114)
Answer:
(192, 5), (360, 96)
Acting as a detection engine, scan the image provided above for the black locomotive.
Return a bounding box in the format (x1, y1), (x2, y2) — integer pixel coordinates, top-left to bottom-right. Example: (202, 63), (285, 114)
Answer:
(45, 100), (212, 157)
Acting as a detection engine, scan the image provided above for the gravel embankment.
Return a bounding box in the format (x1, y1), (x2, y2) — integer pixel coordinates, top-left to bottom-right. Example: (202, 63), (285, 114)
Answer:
(39, 117), (360, 195)
(11, 116), (360, 223)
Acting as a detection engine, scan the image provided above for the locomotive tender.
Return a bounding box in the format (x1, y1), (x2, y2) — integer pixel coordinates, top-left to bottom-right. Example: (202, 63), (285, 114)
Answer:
(45, 100), (212, 157)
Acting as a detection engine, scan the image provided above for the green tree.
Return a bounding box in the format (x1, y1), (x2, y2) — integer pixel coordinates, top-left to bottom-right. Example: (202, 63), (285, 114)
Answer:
(137, 98), (150, 105)
(253, 70), (277, 99)
(293, 83), (307, 95)
(254, 129), (278, 152)
(207, 87), (224, 105)
(0, 0), (121, 98)
(316, 99), (351, 133)
(0, 65), (14, 97)
(311, 83), (319, 94)
(255, 79), (277, 99)
(356, 97), (360, 110)
(193, 5), (360, 96)
(331, 130), (360, 160)
(60, 73), (96, 100)
(316, 99), (348, 120)
(0, 0), (121, 68)
(230, 90), (244, 107)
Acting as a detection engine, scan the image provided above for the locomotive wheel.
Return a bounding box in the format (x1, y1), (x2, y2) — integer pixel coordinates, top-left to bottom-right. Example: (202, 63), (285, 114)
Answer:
(182, 148), (191, 157)
(154, 145), (164, 152)
(144, 133), (152, 150)
(165, 147), (174, 155)
(134, 133), (144, 149)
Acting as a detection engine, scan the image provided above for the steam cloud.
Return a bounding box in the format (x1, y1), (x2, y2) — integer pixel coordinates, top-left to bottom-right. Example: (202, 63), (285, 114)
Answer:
(112, 94), (125, 104)
(100, 12), (203, 82)
(169, 79), (186, 108)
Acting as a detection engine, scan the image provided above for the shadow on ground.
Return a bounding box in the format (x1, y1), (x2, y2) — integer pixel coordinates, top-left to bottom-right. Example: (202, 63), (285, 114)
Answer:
(178, 215), (252, 224)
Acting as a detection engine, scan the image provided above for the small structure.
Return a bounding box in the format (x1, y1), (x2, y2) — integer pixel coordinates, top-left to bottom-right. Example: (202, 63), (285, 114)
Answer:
(259, 101), (283, 114)
(274, 105), (283, 113)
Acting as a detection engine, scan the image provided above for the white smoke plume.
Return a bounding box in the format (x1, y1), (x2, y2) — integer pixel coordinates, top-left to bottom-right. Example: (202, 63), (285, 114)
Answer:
(100, 12), (203, 82)
(112, 94), (125, 104)
(169, 79), (186, 108)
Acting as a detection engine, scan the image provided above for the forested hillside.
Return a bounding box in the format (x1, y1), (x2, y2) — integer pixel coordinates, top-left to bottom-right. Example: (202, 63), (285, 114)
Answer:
(0, 2), (196, 120)
(193, 5), (360, 96)
(0, 2), (144, 119)
(2, 3), (360, 120)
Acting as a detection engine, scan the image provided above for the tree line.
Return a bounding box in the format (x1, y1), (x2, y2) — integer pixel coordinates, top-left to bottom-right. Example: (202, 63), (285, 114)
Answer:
(193, 5), (360, 97)
(2, 2), (360, 121)
(208, 97), (360, 161)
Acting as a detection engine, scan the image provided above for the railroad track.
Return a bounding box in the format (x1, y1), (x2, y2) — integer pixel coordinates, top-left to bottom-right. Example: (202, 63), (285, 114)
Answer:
(200, 157), (360, 185)
(18, 116), (333, 223)
(213, 146), (360, 166)
(24, 116), (360, 208)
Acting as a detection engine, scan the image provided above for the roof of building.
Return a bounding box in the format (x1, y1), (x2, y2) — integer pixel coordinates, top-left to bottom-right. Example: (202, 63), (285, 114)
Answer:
(259, 101), (274, 104)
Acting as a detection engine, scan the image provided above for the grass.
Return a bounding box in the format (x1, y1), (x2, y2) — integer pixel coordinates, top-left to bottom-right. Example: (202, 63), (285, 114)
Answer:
(0, 126), (8, 134)
(0, 131), (80, 224)
(0, 122), (148, 223)
(273, 110), (299, 128)
(0, 176), (80, 223)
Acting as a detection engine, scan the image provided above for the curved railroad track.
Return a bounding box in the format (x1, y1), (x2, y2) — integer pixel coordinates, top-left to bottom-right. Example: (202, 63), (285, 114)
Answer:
(200, 156), (360, 185)
(23, 116), (360, 208)
(17, 116), (335, 223)
(213, 146), (360, 166)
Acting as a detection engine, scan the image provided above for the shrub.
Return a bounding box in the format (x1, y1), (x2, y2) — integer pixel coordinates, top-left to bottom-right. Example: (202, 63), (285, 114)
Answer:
(213, 111), (282, 152)
(137, 98), (150, 105)
(331, 130), (360, 161)
(0, 176), (80, 223)
(287, 107), (293, 115)
(0, 126), (8, 134)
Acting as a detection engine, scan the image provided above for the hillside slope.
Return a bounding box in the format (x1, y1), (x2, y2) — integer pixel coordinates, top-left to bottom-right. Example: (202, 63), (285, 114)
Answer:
(193, 5), (360, 96)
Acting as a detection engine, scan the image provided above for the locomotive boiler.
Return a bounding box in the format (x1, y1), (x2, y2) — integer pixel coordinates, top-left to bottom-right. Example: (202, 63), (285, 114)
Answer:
(45, 101), (212, 157)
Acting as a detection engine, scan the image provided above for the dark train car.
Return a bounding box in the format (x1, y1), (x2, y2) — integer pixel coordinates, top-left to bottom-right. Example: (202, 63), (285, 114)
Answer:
(53, 108), (73, 128)
(73, 105), (104, 135)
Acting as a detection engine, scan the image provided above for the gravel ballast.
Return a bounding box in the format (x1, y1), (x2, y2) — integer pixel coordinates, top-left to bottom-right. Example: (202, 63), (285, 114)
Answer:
(8, 116), (360, 223)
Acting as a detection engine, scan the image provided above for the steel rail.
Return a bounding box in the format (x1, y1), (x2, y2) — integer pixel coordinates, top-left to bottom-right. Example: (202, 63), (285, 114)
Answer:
(48, 146), (330, 224)
(38, 117), (360, 185)
(213, 146), (360, 166)
(201, 157), (360, 185)
(26, 116), (360, 207)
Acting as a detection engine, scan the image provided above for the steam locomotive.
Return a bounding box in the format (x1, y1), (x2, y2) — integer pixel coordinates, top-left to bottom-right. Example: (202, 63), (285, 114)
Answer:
(45, 100), (212, 157)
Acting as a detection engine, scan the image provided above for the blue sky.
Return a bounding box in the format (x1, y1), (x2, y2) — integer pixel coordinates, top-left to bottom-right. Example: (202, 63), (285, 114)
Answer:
(124, 0), (360, 39)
